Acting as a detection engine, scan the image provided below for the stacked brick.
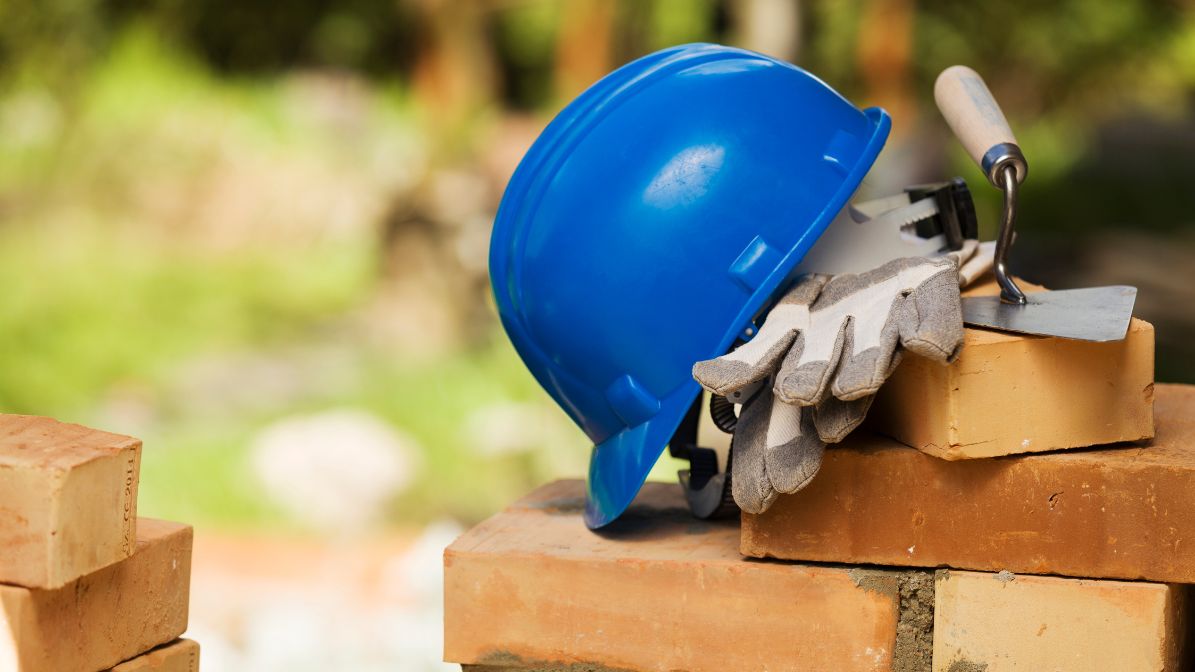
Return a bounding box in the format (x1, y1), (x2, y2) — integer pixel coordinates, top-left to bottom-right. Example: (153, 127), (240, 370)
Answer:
(0, 416), (198, 672)
(445, 316), (1195, 670)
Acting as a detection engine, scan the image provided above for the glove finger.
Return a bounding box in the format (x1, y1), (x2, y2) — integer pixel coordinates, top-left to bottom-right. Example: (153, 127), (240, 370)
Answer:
(763, 399), (826, 495)
(958, 240), (995, 288)
(729, 384), (780, 514)
(777, 263), (909, 404)
(693, 331), (796, 397)
(829, 309), (903, 401)
(944, 238), (978, 269)
(773, 317), (848, 406)
(692, 274), (829, 397)
(825, 257), (954, 400)
(899, 265), (965, 364)
(813, 393), (879, 444)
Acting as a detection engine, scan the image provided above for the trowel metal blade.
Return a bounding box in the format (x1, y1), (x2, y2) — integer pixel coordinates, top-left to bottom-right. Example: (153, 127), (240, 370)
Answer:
(962, 285), (1137, 342)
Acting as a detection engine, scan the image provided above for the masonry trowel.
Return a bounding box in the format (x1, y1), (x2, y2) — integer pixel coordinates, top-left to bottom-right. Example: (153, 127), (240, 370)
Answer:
(935, 65), (1136, 342)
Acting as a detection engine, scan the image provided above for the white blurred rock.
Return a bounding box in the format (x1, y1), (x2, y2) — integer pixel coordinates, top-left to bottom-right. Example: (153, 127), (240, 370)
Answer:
(464, 401), (575, 457)
(188, 523), (461, 672)
(381, 520), (462, 604)
(381, 521), (462, 670)
(250, 410), (418, 532)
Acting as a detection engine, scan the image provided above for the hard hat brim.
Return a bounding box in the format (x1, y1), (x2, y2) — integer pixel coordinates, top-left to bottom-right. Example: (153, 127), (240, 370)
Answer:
(583, 380), (700, 529)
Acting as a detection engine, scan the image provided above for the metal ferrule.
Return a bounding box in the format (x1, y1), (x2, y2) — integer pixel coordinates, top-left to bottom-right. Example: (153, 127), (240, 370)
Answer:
(981, 142), (1028, 188)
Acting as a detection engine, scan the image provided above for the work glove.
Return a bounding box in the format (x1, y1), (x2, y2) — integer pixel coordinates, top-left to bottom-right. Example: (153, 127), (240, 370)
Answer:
(693, 252), (976, 514)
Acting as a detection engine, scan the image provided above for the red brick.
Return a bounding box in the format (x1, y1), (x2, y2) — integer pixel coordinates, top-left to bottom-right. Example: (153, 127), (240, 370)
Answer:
(445, 480), (923, 672)
(0, 415), (140, 588)
(0, 518), (192, 672)
(107, 640), (200, 672)
(743, 384), (1195, 583)
(934, 570), (1189, 671)
(869, 283), (1154, 460)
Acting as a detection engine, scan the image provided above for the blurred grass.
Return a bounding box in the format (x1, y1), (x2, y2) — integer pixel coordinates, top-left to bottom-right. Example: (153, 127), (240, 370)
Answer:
(0, 219), (590, 530)
(135, 337), (585, 531)
(0, 27), (592, 530)
(0, 229), (372, 414)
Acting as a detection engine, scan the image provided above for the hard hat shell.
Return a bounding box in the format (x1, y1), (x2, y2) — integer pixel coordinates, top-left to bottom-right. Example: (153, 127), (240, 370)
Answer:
(490, 43), (889, 528)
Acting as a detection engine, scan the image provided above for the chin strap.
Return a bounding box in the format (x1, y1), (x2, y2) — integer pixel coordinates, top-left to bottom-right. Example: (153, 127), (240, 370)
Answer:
(669, 393), (739, 519)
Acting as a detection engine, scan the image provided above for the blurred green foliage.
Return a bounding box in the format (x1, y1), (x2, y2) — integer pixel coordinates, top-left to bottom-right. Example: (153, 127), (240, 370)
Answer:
(0, 229), (370, 413)
(0, 28), (363, 414)
(1, 1), (1193, 530)
(135, 337), (574, 530)
(0, 25), (582, 528)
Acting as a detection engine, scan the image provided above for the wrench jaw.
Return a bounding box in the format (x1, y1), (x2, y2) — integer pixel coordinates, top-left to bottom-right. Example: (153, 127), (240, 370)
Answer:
(797, 178), (979, 277)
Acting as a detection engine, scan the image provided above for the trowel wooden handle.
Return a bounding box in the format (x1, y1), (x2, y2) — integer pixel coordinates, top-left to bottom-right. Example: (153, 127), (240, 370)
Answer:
(934, 65), (1027, 186)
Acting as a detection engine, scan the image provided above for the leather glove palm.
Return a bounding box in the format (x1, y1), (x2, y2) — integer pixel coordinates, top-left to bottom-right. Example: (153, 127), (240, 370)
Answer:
(693, 255), (966, 513)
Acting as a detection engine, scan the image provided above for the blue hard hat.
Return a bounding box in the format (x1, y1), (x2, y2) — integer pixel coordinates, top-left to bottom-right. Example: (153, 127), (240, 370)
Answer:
(489, 43), (890, 528)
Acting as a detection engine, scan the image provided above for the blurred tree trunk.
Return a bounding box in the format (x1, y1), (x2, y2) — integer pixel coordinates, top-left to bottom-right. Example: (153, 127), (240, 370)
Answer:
(612, 1), (653, 67)
(554, 0), (616, 102)
(855, 0), (916, 138)
(728, 0), (801, 61)
(410, 0), (498, 155)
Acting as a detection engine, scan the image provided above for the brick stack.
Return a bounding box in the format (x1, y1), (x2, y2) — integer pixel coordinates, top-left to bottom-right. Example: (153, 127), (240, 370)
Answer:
(0, 416), (198, 672)
(445, 307), (1195, 670)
